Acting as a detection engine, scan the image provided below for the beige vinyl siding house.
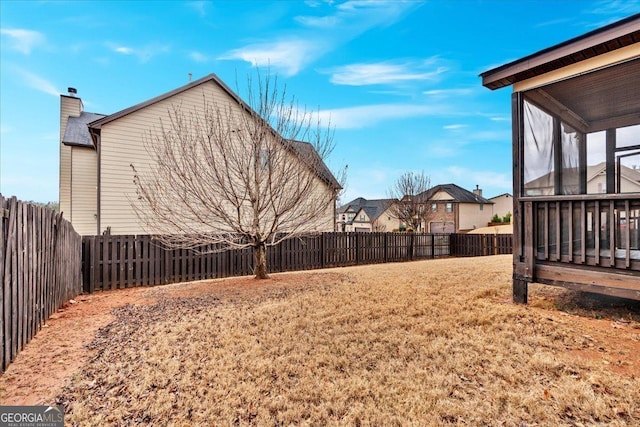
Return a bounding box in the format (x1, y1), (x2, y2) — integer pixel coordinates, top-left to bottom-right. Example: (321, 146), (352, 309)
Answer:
(488, 193), (513, 220)
(59, 74), (339, 236)
(69, 149), (98, 235)
(336, 198), (398, 232)
(458, 202), (492, 231)
(338, 185), (494, 233)
(96, 83), (235, 235)
(421, 184), (493, 233)
(352, 206), (398, 232)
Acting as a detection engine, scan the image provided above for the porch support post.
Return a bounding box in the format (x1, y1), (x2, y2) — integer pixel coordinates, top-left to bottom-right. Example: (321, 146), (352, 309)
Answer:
(512, 91), (528, 304)
(513, 276), (528, 304)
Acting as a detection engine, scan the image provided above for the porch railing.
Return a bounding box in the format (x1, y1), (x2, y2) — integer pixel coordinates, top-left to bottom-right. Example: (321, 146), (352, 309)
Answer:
(523, 194), (640, 271)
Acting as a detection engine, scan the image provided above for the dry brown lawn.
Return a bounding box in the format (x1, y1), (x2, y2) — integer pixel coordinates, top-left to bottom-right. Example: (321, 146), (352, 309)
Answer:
(3, 255), (640, 426)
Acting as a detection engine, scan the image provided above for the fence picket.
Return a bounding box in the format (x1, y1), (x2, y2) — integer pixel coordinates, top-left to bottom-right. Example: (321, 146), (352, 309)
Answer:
(1, 196), (82, 372)
(76, 231), (511, 293)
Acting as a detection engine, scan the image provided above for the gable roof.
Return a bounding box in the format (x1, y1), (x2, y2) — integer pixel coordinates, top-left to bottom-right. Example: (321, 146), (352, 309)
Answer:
(88, 74), (244, 129)
(62, 112), (107, 147)
(65, 73), (340, 190)
(419, 183), (492, 204)
(337, 197), (366, 214)
(481, 14), (640, 90)
(338, 198), (395, 221)
(290, 140), (341, 190)
(489, 193), (512, 200)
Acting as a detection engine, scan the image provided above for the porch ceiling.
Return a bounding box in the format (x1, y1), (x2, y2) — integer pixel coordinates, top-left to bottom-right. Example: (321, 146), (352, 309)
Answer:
(531, 58), (640, 132)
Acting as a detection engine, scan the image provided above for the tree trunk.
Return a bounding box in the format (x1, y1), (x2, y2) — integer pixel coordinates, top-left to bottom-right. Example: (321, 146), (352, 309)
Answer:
(253, 242), (269, 279)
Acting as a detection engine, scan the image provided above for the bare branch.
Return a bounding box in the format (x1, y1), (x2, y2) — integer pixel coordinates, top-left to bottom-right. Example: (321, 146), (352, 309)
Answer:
(387, 171), (432, 232)
(130, 70), (343, 278)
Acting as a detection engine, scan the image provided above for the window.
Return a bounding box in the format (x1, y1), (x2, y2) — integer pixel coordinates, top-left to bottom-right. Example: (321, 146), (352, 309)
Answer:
(360, 214), (365, 221)
(431, 203), (437, 212)
(446, 203), (453, 213)
(480, 204), (484, 211)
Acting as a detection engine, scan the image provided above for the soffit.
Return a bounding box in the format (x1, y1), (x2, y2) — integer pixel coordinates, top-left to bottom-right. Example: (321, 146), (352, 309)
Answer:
(529, 57), (640, 132)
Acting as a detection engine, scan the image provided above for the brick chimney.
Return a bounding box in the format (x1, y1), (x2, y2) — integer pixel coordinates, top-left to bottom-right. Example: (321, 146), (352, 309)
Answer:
(473, 184), (483, 197)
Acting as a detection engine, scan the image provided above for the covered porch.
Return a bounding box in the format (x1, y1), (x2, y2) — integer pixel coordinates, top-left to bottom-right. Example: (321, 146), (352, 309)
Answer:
(482, 15), (640, 302)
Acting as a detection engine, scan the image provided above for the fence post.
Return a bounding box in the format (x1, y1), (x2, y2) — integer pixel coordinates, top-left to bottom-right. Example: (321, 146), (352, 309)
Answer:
(355, 233), (360, 265)
(320, 233), (325, 269)
(431, 234), (435, 259)
(279, 240), (284, 272)
(409, 232), (414, 261)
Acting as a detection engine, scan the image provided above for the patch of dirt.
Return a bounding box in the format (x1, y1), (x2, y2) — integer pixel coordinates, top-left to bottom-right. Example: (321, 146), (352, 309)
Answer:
(0, 272), (345, 406)
(528, 284), (640, 378)
(0, 287), (156, 406)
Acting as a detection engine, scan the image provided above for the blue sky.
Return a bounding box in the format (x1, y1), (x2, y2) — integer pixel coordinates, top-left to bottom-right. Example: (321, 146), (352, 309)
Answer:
(1, 0), (639, 204)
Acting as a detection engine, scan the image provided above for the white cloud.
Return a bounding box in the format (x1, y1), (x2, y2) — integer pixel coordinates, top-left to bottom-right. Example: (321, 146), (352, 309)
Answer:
(443, 124), (467, 130)
(189, 51), (210, 63)
(316, 103), (450, 129)
(224, 0), (421, 75)
(114, 46), (134, 55)
(327, 60), (447, 86)
(423, 88), (474, 98)
(295, 15), (340, 28)
(219, 39), (322, 76)
(20, 69), (60, 96)
(584, 0), (640, 19)
(0, 28), (45, 54)
(107, 42), (170, 63)
(534, 18), (573, 28)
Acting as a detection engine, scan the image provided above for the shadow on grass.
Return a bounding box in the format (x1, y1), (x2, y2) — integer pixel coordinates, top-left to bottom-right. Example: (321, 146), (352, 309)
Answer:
(530, 284), (640, 323)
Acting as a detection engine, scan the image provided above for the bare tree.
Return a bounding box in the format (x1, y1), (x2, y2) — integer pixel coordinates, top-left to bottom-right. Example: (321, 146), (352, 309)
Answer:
(387, 171), (432, 232)
(130, 71), (344, 279)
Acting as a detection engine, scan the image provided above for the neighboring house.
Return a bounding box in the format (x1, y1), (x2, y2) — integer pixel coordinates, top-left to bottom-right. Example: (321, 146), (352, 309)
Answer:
(339, 184), (494, 233)
(523, 163), (640, 196)
(336, 198), (397, 232)
(59, 74), (340, 236)
(417, 184), (493, 233)
(488, 193), (513, 221)
(481, 14), (640, 302)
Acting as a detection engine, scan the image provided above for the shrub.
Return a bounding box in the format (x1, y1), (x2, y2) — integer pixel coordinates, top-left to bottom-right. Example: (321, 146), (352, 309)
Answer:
(491, 214), (502, 223)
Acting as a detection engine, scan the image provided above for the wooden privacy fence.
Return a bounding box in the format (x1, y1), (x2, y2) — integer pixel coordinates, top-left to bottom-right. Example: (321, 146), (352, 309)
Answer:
(82, 232), (454, 292)
(1, 195), (82, 372)
(450, 233), (513, 257)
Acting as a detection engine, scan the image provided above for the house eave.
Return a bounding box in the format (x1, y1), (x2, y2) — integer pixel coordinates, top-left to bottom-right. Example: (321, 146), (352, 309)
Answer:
(481, 14), (640, 90)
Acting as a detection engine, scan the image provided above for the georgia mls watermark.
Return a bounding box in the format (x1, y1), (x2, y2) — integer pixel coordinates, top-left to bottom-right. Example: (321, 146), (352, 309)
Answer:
(0, 406), (64, 427)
